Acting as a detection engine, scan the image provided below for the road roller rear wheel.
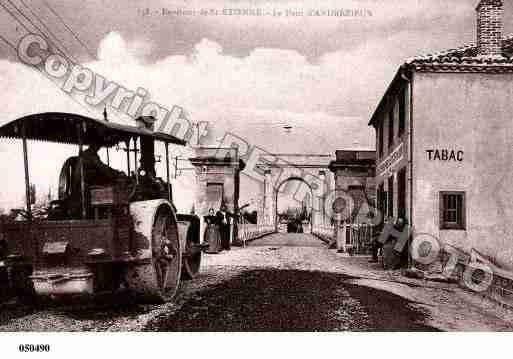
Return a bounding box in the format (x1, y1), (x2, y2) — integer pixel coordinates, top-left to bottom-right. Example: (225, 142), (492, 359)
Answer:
(128, 207), (182, 302)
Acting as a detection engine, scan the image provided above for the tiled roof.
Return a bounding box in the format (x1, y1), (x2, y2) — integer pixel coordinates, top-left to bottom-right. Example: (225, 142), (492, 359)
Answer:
(404, 35), (513, 71)
(369, 35), (513, 126)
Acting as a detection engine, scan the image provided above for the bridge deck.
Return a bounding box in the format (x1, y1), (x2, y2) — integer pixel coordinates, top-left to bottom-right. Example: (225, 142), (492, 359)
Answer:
(248, 233), (325, 247)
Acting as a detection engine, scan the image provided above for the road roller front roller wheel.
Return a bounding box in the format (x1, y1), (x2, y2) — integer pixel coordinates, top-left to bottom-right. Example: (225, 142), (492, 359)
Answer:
(129, 207), (182, 302)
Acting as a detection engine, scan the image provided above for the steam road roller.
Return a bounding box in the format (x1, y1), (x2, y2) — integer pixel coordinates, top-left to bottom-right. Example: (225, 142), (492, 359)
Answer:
(0, 112), (203, 303)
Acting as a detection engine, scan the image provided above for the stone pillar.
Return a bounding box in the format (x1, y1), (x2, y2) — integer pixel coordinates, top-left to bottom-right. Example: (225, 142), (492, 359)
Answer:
(256, 181), (265, 226)
(329, 150), (376, 253)
(189, 148), (246, 245)
(271, 185), (278, 232)
(261, 170), (272, 226)
(313, 170), (326, 228)
(263, 170), (275, 228)
(334, 177), (350, 252)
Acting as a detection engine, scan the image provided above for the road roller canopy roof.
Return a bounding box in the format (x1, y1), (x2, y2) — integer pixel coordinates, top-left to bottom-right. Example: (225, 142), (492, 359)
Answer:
(0, 112), (187, 147)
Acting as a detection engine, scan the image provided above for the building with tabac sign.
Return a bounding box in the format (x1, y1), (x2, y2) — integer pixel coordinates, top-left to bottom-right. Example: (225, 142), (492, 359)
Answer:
(369, 0), (513, 271)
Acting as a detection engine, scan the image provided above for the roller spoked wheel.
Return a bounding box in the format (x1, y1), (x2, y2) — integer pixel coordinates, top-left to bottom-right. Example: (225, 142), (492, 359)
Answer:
(129, 208), (182, 303)
(151, 209), (182, 301)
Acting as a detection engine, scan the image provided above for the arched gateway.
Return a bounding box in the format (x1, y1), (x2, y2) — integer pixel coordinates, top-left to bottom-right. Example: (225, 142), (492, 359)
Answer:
(188, 148), (376, 251)
(274, 176), (314, 233)
(255, 154), (335, 231)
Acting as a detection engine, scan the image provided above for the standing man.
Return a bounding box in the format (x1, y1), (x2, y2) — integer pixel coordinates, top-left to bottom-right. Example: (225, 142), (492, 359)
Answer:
(216, 204), (233, 251)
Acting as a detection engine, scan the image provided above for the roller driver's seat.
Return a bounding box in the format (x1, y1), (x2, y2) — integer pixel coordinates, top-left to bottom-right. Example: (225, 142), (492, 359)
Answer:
(47, 157), (82, 219)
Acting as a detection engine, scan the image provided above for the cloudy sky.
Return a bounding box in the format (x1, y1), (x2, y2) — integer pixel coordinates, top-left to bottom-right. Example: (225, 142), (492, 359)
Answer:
(0, 0), (512, 212)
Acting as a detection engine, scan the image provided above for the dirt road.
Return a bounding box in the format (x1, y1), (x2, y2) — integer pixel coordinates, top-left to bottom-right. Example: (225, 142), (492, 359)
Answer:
(1, 233), (512, 331)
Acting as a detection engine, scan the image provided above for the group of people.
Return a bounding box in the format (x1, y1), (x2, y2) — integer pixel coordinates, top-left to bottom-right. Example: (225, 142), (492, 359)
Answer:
(369, 216), (407, 266)
(204, 205), (233, 253)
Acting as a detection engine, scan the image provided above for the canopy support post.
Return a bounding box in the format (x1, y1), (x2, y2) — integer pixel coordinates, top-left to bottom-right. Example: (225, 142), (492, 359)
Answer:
(126, 139), (131, 176)
(165, 142), (171, 202)
(175, 156), (178, 179)
(134, 137), (139, 184)
(78, 121), (86, 219)
(21, 124), (32, 220)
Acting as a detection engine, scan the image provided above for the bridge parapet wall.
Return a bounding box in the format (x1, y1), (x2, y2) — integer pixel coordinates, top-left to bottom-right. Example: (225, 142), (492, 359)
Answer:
(237, 223), (276, 245)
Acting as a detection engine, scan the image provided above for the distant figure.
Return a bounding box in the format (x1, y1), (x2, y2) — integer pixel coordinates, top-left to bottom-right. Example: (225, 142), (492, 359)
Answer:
(369, 216), (391, 263)
(296, 219), (304, 233)
(216, 204), (233, 251)
(204, 208), (222, 254)
(369, 231), (381, 263)
(371, 216), (408, 267)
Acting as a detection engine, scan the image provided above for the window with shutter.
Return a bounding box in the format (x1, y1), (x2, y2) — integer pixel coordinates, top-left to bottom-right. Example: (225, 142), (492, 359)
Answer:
(440, 191), (466, 230)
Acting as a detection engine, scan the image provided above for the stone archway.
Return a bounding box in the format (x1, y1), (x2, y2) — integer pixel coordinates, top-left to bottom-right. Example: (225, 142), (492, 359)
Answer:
(274, 176), (314, 233)
(255, 154), (334, 231)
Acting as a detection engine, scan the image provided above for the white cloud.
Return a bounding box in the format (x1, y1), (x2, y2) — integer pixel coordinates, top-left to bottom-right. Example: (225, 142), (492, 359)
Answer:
(97, 31), (152, 65)
(0, 29), (391, 212)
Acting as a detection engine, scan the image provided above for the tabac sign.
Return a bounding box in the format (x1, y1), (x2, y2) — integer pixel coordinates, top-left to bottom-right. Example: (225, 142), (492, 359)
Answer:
(377, 143), (404, 177)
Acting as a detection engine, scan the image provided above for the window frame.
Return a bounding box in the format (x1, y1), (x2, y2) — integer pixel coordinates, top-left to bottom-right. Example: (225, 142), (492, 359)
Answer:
(439, 191), (466, 230)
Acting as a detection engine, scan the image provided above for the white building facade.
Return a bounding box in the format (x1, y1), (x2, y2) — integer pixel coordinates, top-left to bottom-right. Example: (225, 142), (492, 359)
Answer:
(369, 0), (513, 271)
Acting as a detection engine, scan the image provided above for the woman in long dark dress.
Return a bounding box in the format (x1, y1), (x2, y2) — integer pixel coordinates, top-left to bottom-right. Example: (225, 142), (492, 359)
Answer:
(204, 208), (222, 253)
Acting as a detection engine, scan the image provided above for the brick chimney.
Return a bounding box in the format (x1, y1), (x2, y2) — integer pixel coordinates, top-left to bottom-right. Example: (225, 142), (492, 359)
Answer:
(476, 0), (504, 57)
